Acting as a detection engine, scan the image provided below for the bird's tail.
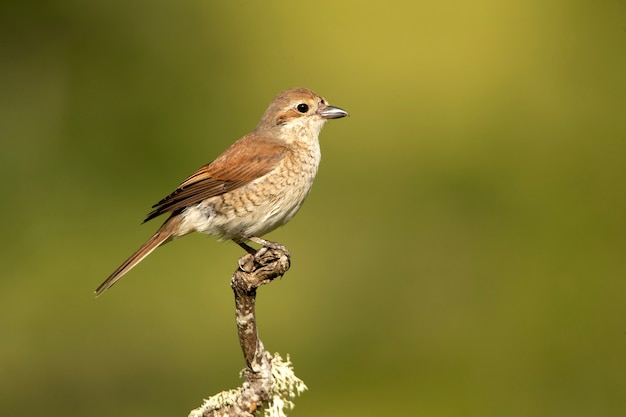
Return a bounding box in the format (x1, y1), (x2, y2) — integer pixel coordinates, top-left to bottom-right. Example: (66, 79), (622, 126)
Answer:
(95, 215), (182, 297)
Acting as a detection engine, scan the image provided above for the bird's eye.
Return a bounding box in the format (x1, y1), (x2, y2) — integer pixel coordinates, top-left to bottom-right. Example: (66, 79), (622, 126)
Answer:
(296, 103), (309, 113)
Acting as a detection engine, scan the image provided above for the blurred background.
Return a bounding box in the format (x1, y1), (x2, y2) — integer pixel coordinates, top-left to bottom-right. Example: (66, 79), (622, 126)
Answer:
(2, 1), (625, 416)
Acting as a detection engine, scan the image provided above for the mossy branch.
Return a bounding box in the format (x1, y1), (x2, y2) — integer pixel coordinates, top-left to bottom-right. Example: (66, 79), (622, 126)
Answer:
(188, 246), (306, 417)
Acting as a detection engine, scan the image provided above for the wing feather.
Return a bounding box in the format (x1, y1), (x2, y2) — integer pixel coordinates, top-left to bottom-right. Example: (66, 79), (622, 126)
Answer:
(144, 134), (287, 222)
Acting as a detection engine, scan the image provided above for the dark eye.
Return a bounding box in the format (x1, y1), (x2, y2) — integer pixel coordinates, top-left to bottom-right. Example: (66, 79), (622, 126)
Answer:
(296, 103), (309, 113)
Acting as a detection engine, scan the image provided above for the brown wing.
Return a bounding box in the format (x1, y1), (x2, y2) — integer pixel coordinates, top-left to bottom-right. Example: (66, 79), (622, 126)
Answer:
(144, 134), (287, 222)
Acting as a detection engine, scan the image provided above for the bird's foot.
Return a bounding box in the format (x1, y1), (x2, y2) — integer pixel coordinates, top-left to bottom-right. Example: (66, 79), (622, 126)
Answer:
(234, 236), (291, 258)
(247, 237), (291, 258)
(235, 237), (291, 278)
(233, 236), (291, 258)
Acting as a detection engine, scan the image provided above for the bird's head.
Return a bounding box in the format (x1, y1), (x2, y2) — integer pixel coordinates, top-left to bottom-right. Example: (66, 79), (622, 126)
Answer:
(256, 88), (348, 142)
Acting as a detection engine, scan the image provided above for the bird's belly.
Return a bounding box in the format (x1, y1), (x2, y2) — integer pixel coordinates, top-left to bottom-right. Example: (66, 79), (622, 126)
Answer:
(180, 174), (314, 240)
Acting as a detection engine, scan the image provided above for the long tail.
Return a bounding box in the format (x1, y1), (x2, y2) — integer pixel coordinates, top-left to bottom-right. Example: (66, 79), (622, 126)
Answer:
(95, 215), (182, 297)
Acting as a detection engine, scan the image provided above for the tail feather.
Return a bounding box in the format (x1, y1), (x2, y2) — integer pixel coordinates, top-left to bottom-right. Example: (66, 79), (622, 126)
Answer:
(95, 216), (181, 297)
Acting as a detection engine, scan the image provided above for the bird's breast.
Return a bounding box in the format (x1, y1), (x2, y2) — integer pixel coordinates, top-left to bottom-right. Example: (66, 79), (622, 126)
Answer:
(185, 141), (321, 240)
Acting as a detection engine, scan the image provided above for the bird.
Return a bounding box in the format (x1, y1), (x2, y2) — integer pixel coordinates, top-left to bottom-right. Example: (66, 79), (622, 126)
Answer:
(95, 88), (348, 296)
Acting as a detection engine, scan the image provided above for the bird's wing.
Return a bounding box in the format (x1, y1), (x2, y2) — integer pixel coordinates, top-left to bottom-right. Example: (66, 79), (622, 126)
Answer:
(144, 135), (288, 222)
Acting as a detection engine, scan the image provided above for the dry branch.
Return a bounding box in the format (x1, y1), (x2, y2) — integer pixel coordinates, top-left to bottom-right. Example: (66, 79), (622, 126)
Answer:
(189, 246), (306, 417)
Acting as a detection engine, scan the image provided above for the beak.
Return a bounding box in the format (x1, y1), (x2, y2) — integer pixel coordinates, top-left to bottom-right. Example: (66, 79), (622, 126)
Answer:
(319, 105), (349, 119)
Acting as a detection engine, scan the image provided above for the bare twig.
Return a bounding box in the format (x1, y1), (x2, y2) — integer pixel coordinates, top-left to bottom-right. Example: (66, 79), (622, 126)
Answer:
(189, 246), (306, 417)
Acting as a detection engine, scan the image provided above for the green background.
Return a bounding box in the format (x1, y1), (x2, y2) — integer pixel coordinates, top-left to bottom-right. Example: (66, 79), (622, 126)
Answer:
(2, 1), (625, 416)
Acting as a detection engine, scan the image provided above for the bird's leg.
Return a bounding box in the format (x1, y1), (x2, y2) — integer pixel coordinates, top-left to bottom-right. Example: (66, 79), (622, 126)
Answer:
(249, 237), (289, 254)
(234, 236), (291, 258)
(234, 239), (257, 255)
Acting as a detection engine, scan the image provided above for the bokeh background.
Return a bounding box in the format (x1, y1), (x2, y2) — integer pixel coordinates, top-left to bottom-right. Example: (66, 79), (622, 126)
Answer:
(2, 1), (626, 416)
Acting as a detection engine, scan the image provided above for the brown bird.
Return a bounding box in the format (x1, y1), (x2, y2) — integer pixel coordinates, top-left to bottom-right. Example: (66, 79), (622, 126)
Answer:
(95, 88), (348, 296)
